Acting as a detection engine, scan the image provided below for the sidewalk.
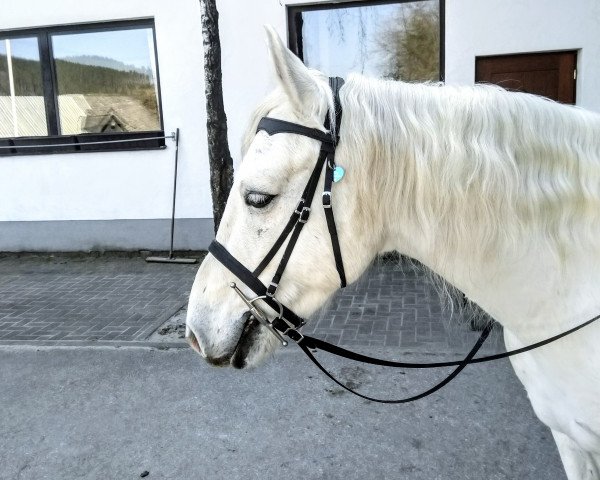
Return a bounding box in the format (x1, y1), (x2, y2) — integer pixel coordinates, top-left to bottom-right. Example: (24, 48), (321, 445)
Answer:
(0, 253), (198, 346)
(0, 252), (504, 353)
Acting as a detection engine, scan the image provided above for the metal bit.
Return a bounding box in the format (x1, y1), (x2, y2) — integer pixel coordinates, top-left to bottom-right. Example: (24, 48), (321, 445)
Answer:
(229, 282), (288, 346)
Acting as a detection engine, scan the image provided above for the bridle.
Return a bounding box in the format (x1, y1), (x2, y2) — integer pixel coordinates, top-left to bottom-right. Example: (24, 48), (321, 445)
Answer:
(208, 77), (600, 404)
(210, 76), (347, 347)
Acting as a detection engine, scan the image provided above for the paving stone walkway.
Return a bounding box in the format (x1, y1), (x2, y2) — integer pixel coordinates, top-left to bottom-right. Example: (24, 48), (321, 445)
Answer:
(0, 254), (197, 345)
(0, 253), (504, 352)
(304, 256), (503, 352)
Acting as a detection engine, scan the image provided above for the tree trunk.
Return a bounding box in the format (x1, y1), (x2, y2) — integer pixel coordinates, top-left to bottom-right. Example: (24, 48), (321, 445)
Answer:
(200, 0), (234, 234)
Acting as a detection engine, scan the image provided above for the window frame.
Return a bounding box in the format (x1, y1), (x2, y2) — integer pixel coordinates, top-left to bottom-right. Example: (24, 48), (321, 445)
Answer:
(0, 18), (165, 156)
(287, 0), (445, 82)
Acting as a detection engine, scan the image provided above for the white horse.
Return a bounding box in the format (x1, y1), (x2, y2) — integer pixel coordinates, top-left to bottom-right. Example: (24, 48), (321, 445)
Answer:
(186, 27), (600, 479)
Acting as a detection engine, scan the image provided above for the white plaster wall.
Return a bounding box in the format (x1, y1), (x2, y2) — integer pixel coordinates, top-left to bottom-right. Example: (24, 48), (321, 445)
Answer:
(0, 0), (210, 221)
(217, 0), (286, 171)
(445, 0), (600, 112)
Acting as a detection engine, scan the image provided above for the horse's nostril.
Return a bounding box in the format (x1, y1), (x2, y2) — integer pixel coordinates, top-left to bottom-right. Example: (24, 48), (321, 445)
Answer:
(185, 326), (204, 356)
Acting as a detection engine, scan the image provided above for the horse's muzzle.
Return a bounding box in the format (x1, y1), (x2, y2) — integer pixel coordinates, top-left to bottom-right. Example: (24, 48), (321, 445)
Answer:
(186, 311), (261, 369)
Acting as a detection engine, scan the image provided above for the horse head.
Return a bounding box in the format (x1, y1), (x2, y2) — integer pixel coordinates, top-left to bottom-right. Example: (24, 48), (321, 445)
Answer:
(185, 27), (380, 368)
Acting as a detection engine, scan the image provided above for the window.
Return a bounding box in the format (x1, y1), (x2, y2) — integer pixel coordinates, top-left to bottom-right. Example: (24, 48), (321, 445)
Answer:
(0, 20), (164, 155)
(288, 0), (443, 81)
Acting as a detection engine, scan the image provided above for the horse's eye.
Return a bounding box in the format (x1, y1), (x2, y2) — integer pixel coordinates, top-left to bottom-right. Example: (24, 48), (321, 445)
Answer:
(245, 191), (276, 208)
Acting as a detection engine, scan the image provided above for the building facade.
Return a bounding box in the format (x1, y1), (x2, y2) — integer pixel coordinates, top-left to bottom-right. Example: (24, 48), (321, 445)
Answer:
(1, 0), (599, 252)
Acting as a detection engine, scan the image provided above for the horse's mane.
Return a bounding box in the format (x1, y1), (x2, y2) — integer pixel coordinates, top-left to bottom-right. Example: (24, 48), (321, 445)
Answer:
(340, 74), (600, 265)
(243, 73), (600, 267)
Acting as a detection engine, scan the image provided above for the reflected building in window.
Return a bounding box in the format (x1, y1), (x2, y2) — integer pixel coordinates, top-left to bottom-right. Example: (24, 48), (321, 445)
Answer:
(52, 27), (161, 135)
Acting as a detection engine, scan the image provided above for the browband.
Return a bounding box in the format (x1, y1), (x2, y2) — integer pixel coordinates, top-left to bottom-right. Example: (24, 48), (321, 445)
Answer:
(257, 117), (335, 151)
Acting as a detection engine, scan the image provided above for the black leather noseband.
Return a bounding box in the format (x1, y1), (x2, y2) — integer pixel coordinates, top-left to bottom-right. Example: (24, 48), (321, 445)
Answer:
(208, 77), (600, 403)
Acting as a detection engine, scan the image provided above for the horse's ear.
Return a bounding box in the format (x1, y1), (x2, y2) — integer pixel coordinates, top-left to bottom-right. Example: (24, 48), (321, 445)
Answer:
(264, 25), (320, 115)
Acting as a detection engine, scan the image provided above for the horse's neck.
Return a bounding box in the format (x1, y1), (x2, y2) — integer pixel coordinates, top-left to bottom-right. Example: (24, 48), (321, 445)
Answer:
(342, 80), (600, 339)
(342, 81), (600, 459)
(381, 199), (600, 342)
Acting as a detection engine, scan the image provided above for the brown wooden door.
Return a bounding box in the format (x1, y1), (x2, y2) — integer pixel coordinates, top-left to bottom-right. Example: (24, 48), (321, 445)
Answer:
(475, 51), (577, 104)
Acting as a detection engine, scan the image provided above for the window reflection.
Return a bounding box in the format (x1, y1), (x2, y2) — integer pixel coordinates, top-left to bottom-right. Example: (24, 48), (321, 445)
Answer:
(297, 0), (439, 81)
(52, 28), (161, 135)
(0, 37), (48, 137)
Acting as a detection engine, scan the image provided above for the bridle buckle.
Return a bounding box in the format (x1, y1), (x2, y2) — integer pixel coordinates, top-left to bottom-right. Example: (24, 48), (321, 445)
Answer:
(298, 206), (311, 223)
(277, 316), (305, 343)
(294, 199), (311, 223)
(282, 327), (304, 343)
(266, 281), (278, 297)
(294, 199), (305, 215)
(322, 191), (332, 208)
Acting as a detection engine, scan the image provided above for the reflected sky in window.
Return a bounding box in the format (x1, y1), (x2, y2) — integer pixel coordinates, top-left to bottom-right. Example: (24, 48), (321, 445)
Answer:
(0, 37), (40, 60)
(52, 28), (155, 70)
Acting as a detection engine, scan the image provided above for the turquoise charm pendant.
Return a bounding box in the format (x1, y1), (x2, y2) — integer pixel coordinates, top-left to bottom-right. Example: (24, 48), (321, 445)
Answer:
(333, 165), (345, 183)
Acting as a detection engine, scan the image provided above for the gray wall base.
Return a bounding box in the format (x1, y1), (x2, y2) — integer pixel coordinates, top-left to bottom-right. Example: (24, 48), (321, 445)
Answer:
(0, 218), (214, 252)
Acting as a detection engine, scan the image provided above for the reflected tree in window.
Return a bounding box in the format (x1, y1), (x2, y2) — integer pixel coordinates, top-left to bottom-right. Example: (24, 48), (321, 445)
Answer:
(376, 1), (440, 81)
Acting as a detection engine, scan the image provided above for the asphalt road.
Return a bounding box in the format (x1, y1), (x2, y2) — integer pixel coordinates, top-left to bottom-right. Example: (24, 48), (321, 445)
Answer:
(0, 345), (565, 480)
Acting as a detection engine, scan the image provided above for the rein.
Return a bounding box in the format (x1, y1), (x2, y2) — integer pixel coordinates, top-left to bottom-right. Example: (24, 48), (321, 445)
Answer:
(208, 77), (600, 403)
